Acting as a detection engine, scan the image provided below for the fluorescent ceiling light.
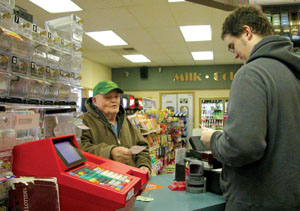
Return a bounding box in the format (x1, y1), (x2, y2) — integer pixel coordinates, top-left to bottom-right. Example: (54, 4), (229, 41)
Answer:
(29, 0), (82, 13)
(123, 54), (151, 63)
(191, 51), (214, 60)
(168, 0), (185, 2)
(180, 25), (212, 41)
(86, 30), (128, 46)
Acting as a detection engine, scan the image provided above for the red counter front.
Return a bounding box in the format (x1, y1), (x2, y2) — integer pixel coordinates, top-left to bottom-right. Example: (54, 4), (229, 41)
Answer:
(12, 134), (148, 211)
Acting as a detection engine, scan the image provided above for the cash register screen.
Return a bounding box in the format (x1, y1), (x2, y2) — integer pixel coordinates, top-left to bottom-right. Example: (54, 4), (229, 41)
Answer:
(54, 140), (86, 168)
(190, 164), (202, 174)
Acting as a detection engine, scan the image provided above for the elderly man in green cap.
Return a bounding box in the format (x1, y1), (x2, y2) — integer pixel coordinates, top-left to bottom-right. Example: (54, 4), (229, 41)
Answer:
(80, 80), (151, 175)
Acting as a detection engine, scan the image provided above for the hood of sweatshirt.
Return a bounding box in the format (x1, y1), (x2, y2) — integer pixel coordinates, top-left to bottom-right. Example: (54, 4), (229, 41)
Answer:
(247, 35), (300, 79)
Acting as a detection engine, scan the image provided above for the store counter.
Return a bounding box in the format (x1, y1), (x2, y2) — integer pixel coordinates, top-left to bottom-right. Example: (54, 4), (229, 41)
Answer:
(134, 174), (225, 211)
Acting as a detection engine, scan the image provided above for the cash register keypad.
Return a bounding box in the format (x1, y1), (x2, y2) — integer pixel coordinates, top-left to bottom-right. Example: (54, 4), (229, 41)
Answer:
(68, 165), (131, 191)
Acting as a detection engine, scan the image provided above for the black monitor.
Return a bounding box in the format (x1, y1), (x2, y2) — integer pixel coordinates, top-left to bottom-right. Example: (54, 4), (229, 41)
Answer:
(189, 136), (207, 151)
(53, 138), (86, 168)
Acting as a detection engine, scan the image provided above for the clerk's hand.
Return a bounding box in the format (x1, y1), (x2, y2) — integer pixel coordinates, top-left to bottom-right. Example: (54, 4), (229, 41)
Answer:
(201, 127), (216, 149)
(111, 147), (132, 164)
(140, 166), (151, 178)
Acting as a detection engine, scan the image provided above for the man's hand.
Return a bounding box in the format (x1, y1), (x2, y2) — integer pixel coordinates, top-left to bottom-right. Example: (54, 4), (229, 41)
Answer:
(111, 146), (132, 164)
(140, 166), (151, 178)
(201, 127), (216, 149)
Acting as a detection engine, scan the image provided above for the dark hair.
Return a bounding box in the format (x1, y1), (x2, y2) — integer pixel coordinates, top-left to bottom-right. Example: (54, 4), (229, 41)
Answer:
(221, 5), (273, 39)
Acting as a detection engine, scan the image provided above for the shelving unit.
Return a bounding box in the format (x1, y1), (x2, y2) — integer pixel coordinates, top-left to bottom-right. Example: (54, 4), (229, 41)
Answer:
(199, 98), (228, 130)
(263, 5), (300, 54)
(0, 2), (84, 207)
(128, 109), (185, 175)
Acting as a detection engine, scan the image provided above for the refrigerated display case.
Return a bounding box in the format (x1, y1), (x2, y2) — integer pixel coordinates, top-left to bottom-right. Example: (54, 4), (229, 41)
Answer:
(199, 98), (228, 130)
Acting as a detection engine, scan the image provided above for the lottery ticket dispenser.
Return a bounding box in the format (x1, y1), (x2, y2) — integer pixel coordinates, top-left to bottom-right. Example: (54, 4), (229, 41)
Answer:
(13, 134), (149, 211)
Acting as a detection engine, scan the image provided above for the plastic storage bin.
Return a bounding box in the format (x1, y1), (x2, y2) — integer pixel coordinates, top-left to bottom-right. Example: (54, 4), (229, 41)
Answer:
(61, 39), (73, 54)
(0, 5), (13, 29)
(60, 51), (72, 71)
(31, 41), (47, 63)
(30, 62), (45, 78)
(45, 14), (83, 46)
(57, 84), (71, 100)
(0, 112), (16, 151)
(8, 74), (29, 98)
(45, 66), (59, 81)
(0, 29), (12, 53)
(0, 52), (9, 72)
(31, 24), (47, 45)
(46, 31), (61, 49)
(58, 69), (70, 83)
(12, 15), (31, 38)
(10, 55), (28, 75)
(71, 55), (82, 73)
(15, 127), (40, 145)
(44, 83), (59, 101)
(47, 47), (60, 68)
(70, 72), (81, 87)
(27, 79), (44, 100)
(0, 0), (14, 9)
(68, 87), (79, 102)
(11, 35), (30, 58)
(0, 72), (9, 97)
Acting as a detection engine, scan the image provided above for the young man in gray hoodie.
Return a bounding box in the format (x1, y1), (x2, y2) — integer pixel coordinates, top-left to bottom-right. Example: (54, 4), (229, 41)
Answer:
(201, 5), (300, 210)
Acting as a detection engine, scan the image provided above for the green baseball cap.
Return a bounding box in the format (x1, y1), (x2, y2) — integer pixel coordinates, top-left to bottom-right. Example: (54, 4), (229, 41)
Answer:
(93, 80), (123, 96)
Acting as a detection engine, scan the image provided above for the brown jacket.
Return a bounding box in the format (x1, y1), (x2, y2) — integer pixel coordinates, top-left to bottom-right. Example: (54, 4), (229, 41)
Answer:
(80, 98), (151, 170)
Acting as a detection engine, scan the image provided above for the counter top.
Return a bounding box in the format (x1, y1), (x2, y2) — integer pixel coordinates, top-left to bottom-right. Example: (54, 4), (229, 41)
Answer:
(134, 174), (225, 211)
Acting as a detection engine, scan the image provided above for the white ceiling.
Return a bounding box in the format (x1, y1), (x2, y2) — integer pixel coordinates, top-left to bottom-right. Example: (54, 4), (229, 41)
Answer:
(15, 0), (245, 68)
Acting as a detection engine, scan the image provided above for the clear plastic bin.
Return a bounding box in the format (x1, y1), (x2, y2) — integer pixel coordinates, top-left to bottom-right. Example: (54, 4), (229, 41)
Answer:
(61, 39), (73, 54)
(0, 113), (14, 129)
(12, 15), (31, 38)
(71, 55), (81, 73)
(46, 31), (61, 49)
(15, 127), (40, 145)
(43, 112), (83, 141)
(44, 82), (59, 100)
(8, 74), (29, 97)
(31, 24), (47, 45)
(0, 29), (12, 53)
(0, 130), (15, 151)
(11, 35), (30, 58)
(45, 14), (83, 46)
(60, 51), (72, 71)
(45, 66), (59, 81)
(0, 72), (9, 97)
(58, 84), (71, 100)
(30, 62), (45, 78)
(0, 5), (13, 29)
(28, 79), (44, 99)
(0, 112), (16, 151)
(47, 47), (60, 68)
(0, 0), (15, 9)
(58, 69), (70, 83)
(10, 55), (28, 75)
(31, 41), (47, 63)
(70, 72), (81, 87)
(68, 87), (79, 102)
(72, 43), (82, 57)
(0, 52), (9, 72)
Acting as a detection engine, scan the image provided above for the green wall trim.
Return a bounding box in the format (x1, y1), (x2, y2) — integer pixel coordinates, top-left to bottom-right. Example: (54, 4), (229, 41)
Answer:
(112, 64), (241, 91)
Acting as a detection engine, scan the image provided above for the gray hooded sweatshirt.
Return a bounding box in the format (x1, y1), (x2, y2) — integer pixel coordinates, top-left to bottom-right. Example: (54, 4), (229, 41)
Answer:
(211, 36), (300, 210)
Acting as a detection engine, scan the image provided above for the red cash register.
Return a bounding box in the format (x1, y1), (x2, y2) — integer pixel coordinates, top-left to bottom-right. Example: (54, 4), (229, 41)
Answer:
(13, 134), (149, 211)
